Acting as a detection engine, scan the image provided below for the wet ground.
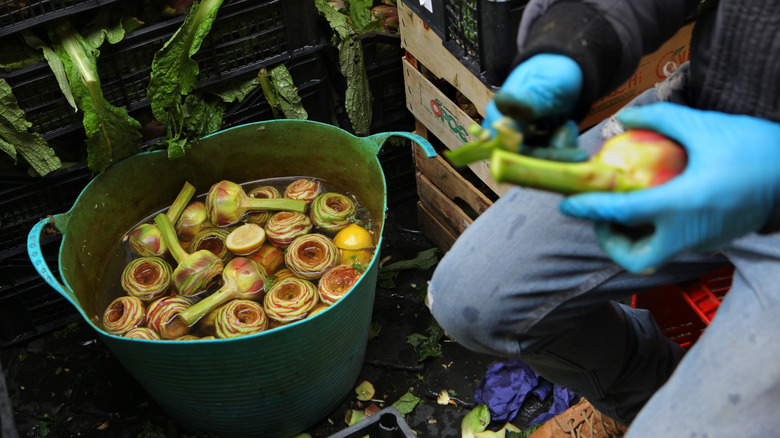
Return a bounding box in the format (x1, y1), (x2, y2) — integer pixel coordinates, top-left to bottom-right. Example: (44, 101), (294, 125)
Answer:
(0, 163), (552, 438)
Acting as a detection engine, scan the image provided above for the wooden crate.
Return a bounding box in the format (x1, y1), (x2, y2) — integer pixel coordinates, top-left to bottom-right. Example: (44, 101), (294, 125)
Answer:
(400, 0), (693, 251)
(399, 0), (694, 130)
(412, 122), (496, 253)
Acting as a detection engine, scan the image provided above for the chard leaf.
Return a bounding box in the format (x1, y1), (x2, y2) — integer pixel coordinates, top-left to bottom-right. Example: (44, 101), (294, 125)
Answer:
(345, 0), (373, 30)
(315, 0), (372, 135)
(22, 31), (77, 112)
(147, 0), (225, 158)
(258, 65), (307, 120)
(207, 73), (262, 104)
(50, 21), (141, 173)
(0, 79), (61, 175)
(82, 5), (143, 47)
(182, 92), (224, 136)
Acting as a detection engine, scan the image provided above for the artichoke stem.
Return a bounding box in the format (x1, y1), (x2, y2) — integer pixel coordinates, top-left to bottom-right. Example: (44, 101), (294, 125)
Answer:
(176, 287), (233, 327)
(490, 149), (613, 194)
(155, 213), (189, 263)
(243, 197), (307, 213)
(166, 181), (197, 223)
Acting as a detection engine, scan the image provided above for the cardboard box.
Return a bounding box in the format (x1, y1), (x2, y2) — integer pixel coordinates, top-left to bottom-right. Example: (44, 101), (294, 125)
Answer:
(579, 22), (694, 129)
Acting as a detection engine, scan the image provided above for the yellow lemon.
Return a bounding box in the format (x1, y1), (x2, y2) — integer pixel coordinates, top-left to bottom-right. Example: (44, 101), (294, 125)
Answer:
(339, 249), (373, 266)
(225, 223), (266, 255)
(333, 223), (373, 250)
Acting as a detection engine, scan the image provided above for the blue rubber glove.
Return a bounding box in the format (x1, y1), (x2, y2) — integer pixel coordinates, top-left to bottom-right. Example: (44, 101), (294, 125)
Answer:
(485, 54), (588, 162)
(560, 102), (780, 274)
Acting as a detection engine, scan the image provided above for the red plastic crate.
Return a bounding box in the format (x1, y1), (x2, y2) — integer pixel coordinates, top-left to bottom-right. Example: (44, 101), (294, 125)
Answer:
(632, 266), (734, 349)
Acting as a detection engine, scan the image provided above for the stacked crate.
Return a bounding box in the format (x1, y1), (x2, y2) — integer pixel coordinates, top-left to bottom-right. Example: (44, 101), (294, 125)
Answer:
(0, 0), (329, 346)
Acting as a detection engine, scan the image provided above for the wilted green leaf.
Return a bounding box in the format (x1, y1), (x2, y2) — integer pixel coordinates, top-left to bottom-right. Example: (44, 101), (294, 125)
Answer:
(391, 391), (421, 415)
(406, 320), (445, 362)
(0, 79), (61, 175)
(315, 0), (372, 135)
(346, 0), (373, 30)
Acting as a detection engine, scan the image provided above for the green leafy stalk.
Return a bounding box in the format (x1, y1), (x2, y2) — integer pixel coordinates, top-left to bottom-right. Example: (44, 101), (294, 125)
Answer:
(0, 79), (61, 175)
(50, 21), (141, 173)
(147, 0), (225, 158)
(315, 0), (372, 135)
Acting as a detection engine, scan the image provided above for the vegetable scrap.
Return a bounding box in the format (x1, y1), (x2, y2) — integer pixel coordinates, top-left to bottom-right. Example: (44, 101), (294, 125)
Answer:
(474, 359), (576, 426)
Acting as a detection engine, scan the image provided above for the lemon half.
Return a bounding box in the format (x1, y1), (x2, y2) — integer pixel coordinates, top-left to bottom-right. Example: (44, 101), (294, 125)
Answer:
(226, 223), (266, 255)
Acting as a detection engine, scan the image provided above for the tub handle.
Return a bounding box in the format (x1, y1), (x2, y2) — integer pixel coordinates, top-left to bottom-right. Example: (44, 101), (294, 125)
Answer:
(27, 217), (79, 304)
(367, 131), (437, 158)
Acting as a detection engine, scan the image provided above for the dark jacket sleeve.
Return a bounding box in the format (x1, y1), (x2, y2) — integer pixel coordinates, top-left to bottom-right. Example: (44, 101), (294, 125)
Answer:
(515, 0), (699, 121)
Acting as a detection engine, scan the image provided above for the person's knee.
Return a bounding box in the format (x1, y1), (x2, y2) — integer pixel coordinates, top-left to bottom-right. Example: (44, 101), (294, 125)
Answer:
(427, 251), (539, 356)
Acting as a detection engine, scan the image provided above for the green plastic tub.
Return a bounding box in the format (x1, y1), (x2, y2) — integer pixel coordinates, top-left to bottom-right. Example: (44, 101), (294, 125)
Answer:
(27, 120), (435, 437)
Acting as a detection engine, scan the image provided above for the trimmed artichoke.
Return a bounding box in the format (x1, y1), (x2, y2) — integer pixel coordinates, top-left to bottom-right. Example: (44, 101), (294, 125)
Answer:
(265, 211), (313, 247)
(213, 299), (268, 338)
(245, 186), (281, 226)
(127, 223), (167, 257)
(102, 296), (146, 336)
(264, 277), (319, 324)
(206, 180), (307, 227)
(124, 327), (161, 340)
(284, 178), (322, 203)
(176, 201), (211, 243)
(284, 233), (339, 280)
(310, 192), (356, 232)
(189, 228), (233, 262)
(248, 243), (285, 274)
(120, 257), (172, 302)
(145, 295), (194, 339)
(318, 265), (361, 305)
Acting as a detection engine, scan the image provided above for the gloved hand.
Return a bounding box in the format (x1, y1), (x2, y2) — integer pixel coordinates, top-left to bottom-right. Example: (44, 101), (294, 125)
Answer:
(485, 53), (587, 162)
(559, 102), (780, 273)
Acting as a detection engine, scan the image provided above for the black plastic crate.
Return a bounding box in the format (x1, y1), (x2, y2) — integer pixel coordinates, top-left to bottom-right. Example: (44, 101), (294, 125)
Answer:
(0, 0), (121, 38)
(100, 0), (323, 113)
(400, 0), (528, 88)
(3, 0), (324, 140)
(0, 162), (93, 261)
(0, 238), (80, 347)
(362, 32), (414, 133)
(327, 407), (415, 438)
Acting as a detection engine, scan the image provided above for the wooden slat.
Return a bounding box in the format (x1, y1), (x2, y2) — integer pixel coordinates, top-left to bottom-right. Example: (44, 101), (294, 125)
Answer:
(417, 202), (458, 253)
(416, 172), (474, 237)
(404, 56), (511, 197)
(413, 144), (493, 217)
